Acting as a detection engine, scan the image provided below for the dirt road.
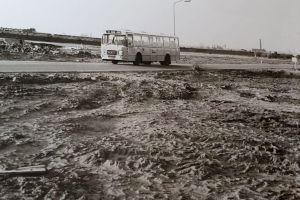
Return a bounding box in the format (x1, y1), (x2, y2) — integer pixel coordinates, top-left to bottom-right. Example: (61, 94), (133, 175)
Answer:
(0, 60), (297, 73)
(0, 51), (297, 73)
(0, 69), (299, 199)
(0, 61), (192, 72)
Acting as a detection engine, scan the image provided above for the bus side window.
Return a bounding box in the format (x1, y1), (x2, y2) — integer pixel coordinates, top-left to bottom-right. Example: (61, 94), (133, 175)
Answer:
(133, 35), (141, 46)
(156, 37), (159, 47)
(149, 36), (154, 47)
(142, 35), (149, 46)
(171, 38), (176, 48)
(157, 37), (163, 48)
(176, 38), (179, 48)
(160, 37), (164, 48)
(163, 37), (170, 47)
(170, 38), (174, 48)
(152, 36), (157, 48)
(127, 34), (133, 47)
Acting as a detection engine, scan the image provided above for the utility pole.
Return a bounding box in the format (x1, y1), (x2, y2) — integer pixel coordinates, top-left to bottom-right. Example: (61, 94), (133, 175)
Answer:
(259, 39), (262, 50)
(173, 0), (192, 36)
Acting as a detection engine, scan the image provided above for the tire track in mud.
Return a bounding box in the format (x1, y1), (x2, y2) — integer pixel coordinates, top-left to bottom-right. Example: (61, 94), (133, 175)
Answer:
(0, 70), (300, 199)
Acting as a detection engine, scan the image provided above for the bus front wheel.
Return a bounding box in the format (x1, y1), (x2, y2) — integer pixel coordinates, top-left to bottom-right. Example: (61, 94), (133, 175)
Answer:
(133, 53), (142, 66)
(112, 60), (119, 64)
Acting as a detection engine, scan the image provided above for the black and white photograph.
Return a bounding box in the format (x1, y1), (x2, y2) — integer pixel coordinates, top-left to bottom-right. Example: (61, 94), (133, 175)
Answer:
(0, 0), (299, 199)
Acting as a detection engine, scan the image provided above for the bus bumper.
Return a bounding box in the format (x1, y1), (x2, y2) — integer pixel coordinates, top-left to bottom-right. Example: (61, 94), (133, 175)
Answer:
(101, 55), (127, 61)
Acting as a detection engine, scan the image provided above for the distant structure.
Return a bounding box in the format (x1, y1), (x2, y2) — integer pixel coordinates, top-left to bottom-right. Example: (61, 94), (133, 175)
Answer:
(260, 39), (262, 50)
(0, 27), (36, 34)
(252, 48), (267, 57)
(0, 27), (101, 45)
(253, 38), (267, 57)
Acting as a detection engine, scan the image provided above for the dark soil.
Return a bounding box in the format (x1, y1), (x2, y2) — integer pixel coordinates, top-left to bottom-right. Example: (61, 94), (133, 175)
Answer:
(0, 70), (299, 200)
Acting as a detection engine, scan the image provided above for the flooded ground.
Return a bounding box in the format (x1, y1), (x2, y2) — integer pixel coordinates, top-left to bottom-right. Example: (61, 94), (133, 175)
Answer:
(0, 68), (299, 199)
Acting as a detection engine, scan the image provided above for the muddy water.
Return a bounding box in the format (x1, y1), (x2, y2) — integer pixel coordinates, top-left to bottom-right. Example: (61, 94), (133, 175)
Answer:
(0, 70), (299, 199)
(65, 115), (118, 140)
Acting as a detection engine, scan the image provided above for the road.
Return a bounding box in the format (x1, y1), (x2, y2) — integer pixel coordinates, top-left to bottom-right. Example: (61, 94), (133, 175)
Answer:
(0, 61), (193, 73)
(0, 60), (296, 73)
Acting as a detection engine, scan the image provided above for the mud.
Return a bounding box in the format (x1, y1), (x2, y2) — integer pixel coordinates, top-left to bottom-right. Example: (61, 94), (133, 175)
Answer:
(180, 52), (294, 65)
(0, 69), (299, 199)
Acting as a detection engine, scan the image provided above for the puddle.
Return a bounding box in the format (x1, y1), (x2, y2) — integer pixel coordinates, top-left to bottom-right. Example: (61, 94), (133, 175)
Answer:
(0, 140), (47, 156)
(66, 115), (118, 139)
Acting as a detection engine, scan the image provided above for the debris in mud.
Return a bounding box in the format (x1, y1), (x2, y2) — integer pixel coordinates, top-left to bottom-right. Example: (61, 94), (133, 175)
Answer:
(0, 70), (299, 199)
(0, 40), (60, 55)
(0, 165), (47, 176)
(193, 64), (205, 74)
(0, 40), (100, 62)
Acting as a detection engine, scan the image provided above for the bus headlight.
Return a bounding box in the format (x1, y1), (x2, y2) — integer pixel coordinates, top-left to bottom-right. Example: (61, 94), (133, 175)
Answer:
(118, 50), (123, 56)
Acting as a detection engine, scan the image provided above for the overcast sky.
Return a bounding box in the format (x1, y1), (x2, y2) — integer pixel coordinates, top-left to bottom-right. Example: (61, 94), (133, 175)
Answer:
(0, 0), (299, 53)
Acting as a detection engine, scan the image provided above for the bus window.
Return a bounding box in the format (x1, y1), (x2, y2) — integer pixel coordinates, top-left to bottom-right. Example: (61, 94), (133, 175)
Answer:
(156, 37), (162, 47)
(102, 34), (112, 44)
(102, 34), (127, 45)
(149, 36), (154, 47)
(176, 38), (179, 47)
(142, 35), (149, 46)
(112, 35), (127, 46)
(163, 37), (170, 47)
(133, 35), (141, 46)
(170, 38), (177, 48)
(127, 34), (133, 47)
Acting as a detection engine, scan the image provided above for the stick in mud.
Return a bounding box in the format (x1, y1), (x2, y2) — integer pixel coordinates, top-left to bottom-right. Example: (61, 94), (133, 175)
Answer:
(0, 165), (47, 176)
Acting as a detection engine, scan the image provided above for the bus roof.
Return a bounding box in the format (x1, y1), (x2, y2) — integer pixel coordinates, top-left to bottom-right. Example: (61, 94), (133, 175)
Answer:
(105, 30), (178, 39)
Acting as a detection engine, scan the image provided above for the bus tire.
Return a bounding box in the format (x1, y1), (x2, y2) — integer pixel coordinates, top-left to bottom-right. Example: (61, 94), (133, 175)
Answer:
(112, 60), (119, 64)
(164, 54), (171, 66)
(133, 53), (142, 66)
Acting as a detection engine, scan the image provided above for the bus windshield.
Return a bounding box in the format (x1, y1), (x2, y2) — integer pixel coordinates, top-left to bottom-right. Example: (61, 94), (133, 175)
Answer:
(102, 34), (128, 46)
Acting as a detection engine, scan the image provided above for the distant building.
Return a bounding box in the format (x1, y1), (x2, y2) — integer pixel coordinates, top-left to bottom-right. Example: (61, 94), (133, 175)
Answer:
(0, 27), (36, 34)
(252, 48), (267, 57)
(23, 28), (36, 33)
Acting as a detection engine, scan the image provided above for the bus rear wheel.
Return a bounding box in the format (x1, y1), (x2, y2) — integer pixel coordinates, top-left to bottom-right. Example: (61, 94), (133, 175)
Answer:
(160, 55), (171, 66)
(133, 53), (142, 66)
(112, 60), (119, 64)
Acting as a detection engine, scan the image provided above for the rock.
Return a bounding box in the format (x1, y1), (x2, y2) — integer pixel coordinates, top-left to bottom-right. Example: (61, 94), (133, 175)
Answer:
(193, 64), (205, 73)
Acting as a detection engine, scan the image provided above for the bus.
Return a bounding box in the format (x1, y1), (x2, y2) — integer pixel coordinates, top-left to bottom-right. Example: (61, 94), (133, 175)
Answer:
(101, 30), (180, 66)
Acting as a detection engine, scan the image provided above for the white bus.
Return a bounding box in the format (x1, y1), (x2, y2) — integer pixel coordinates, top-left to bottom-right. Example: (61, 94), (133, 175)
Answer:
(101, 30), (180, 66)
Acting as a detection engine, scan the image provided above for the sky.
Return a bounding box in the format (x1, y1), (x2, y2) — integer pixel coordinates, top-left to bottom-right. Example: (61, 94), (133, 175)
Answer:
(0, 0), (299, 53)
